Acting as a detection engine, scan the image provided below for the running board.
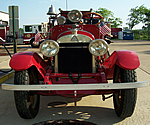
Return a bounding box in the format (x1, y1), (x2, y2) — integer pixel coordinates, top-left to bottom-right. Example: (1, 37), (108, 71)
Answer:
(1, 81), (149, 91)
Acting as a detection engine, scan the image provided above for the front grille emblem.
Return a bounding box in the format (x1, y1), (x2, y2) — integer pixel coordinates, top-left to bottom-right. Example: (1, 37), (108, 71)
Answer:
(71, 36), (78, 41)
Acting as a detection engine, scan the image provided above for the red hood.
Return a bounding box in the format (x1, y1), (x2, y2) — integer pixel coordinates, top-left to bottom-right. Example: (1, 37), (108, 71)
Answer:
(51, 25), (100, 41)
(57, 30), (95, 40)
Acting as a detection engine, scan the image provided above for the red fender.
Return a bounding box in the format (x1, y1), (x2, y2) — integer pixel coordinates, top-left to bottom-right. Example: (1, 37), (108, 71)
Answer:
(104, 50), (140, 70)
(103, 50), (140, 79)
(9, 52), (48, 78)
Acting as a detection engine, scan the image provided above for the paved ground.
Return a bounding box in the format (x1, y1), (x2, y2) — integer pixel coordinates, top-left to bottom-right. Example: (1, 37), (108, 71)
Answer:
(0, 40), (150, 125)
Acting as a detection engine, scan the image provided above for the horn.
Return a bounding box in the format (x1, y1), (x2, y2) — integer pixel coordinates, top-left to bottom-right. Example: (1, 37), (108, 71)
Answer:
(47, 5), (57, 15)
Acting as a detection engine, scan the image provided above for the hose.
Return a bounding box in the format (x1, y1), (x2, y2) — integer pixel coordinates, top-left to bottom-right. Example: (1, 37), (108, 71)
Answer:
(0, 40), (12, 73)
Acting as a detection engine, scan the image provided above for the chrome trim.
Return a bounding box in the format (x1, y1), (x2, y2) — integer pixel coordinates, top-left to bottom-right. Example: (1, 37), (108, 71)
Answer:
(57, 29), (95, 42)
(55, 55), (58, 73)
(57, 34), (92, 43)
(33, 41), (40, 46)
(40, 40), (59, 57)
(59, 46), (88, 48)
(92, 55), (96, 73)
(71, 29), (78, 35)
(68, 10), (83, 23)
(57, 30), (71, 39)
(0, 37), (6, 42)
(57, 16), (66, 25)
(89, 39), (109, 56)
(23, 39), (30, 42)
(1, 81), (149, 91)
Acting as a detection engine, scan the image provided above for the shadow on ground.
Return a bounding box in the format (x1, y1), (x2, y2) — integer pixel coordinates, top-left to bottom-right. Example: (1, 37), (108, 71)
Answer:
(0, 90), (124, 125)
(30, 96), (123, 125)
(139, 50), (150, 55)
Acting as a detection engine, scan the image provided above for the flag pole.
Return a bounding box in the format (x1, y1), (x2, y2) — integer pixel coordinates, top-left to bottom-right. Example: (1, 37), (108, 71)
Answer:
(66, 0), (68, 10)
(34, 27), (44, 39)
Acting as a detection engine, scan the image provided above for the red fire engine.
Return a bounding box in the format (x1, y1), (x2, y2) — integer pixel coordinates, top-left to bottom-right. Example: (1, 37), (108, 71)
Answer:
(23, 22), (49, 47)
(111, 28), (122, 38)
(1, 5), (149, 120)
(0, 11), (13, 44)
(23, 24), (42, 47)
(0, 23), (47, 47)
(0, 23), (14, 44)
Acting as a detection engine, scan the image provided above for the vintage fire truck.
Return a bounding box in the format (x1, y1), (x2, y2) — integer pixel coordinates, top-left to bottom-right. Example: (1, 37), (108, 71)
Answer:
(0, 23), (13, 44)
(0, 23), (46, 47)
(2, 5), (149, 119)
(0, 11), (14, 44)
(23, 23), (48, 48)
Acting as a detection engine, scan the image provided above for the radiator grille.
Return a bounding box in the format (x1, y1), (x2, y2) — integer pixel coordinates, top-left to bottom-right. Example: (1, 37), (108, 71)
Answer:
(58, 47), (92, 73)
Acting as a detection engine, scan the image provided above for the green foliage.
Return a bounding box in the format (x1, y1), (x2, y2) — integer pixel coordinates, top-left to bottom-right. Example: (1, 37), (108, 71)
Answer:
(127, 5), (149, 30)
(111, 17), (123, 28)
(123, 27), (129, 31)
(142, 10), (150, 30)
(132, 29), (150, 40)
(96, 7), (122, 28)
(96, 7), (114, 22)
(19, 28), (23, 34)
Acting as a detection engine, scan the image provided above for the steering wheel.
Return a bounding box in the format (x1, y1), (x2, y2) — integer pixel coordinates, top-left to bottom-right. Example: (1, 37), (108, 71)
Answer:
(82, 12), (103, 25)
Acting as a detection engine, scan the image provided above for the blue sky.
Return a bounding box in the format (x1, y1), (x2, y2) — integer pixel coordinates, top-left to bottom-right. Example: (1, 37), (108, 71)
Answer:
(0, 0), (150, 29)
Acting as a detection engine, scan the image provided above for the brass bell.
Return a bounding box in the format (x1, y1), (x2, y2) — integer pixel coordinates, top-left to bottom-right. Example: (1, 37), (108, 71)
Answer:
(47, 5), (57, 15)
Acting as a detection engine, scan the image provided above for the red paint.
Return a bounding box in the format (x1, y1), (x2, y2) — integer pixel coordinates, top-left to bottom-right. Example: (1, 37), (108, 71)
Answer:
(57, 30), (95, 40)
(103, 50), (140, 79)
(0, 28), (6, 40)
(60, 11), (92, 18)
(0, 26), (8, 44)
(111, 28), (122, 38)
(116, 50), (140, 69)
(52, 78), (100, 96)
(23, 33), (35, 42)
(50, 73), (101, 78)
(52, 24), (100, 41)
(9, 10), (141, 99)
(9, 52), (48, 78)
(104, 50), (140, 70)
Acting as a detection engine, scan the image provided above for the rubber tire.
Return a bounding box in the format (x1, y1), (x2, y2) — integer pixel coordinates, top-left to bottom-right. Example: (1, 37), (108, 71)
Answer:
(113, 66), (137, 119)
(14, 68), (40, 119)
(30, 38), (40, 48)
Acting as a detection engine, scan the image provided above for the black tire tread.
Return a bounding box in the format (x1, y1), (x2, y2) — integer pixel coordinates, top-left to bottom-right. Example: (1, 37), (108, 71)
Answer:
(30, 38), (39, 48)
(120, 70), (137, 118)
(113, 66), (137, 118)
(14, 69), (40, 119)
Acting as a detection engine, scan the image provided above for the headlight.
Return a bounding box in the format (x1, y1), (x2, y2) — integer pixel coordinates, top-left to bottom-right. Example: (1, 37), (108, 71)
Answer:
(40, 40), (59, 57)
(68, 10), (82, 22)
(89, 39), (108, 56)
(57, 16), (66, 25)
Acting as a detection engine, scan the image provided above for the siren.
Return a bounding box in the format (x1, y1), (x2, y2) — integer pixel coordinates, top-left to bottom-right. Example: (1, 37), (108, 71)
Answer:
(47, 5), (57, 15)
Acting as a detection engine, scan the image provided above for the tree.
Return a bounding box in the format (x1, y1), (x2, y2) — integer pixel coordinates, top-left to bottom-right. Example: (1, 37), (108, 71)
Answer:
(96, 7), (123, 28)
(96, 7), (114, 22)
(110, 17), (123, 28)
(19, 28), (23, 35)
(123, 27), (129, 31)
(127, 5), (149, 30)
(142, 10), (150, 30)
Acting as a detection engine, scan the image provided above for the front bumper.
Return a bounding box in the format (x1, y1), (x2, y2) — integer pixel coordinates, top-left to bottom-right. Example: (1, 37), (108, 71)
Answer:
(1, 81), (149, 91)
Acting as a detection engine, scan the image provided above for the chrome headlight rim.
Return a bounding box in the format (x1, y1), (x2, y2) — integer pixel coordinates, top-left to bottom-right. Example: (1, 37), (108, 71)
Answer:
(57, 16), (66, 25)
(89, 39), (108, 56)
(40, 40), (59, 57)
(68, 9), (83, 23)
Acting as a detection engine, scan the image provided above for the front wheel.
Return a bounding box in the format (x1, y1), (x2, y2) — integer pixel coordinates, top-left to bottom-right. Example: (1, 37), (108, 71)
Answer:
(113, 66), (137, 119)
(30, 38), (40, 48)
(14, 68), (40, 119)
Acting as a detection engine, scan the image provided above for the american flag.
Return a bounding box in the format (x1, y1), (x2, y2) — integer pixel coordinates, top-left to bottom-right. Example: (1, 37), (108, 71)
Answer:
(100, 21), (111, 36)
(35, 29), (41, 43)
